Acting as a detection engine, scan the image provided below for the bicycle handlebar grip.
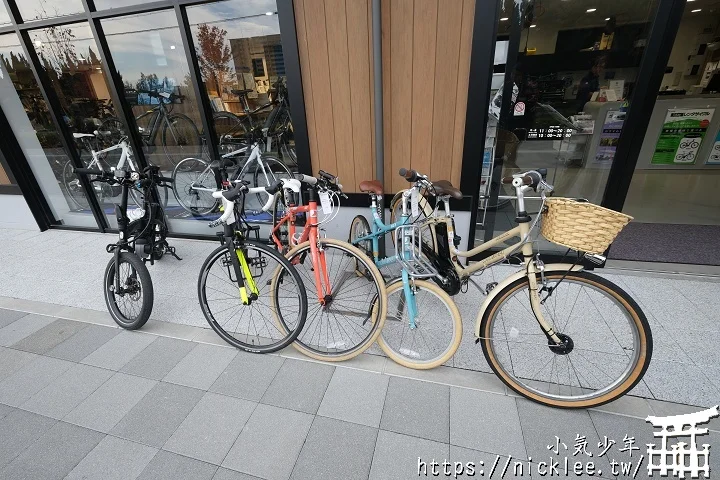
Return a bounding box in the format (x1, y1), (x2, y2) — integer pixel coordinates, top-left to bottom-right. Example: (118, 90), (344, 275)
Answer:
(73, 167), (104, 176)
(318, 170), (336, 182)
(295, 174), (317, 186)
(501, 175), (532, 185)
(398, 168), (420, 182)
(264, 180), (284, 195)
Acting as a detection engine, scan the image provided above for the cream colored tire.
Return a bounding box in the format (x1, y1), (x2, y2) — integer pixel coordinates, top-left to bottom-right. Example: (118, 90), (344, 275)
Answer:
(378, 279), (462, 369)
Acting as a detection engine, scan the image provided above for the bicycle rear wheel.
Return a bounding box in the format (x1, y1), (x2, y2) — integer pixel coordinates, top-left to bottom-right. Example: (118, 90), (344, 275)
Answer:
(274, 238), (387, 361)
(252, 155), (294, 205)
(162, 113), (202, 167)
(480, 270), (652, 408)
(104, 252), (153, 330)
(198, 241), (307, 353)
(378, 279), (462, 369)
(172, 157), (219, 216)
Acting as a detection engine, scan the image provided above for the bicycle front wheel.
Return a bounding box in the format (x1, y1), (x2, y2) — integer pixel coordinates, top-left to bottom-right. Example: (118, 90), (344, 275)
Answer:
(480, 271), (652, 408)
(162, 113), (202, 166)
(104, 252), (153, 330)
(172, 157), (219, 216)
(275, 238), (387, 361)
(198, 241), (307, 353)
(379, 279), (462, 369)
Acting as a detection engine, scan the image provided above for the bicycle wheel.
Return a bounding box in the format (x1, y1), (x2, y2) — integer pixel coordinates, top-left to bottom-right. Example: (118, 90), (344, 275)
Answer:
(128, 183), (169, 209)
(213, 112), (248, 155)
(252, 155), (293, 204)
(104, 252), (153, 330)
(198, 241), (307, 353)
(378, 279), (462, 369)
(97, 117), (125, 150)
(274, 238), (387, 361)
(161, 113), (202, 166)
(349, 215), (372, 276)
(389, 190), (436, 250)
(172, 157), (219, 215)
(480, 270), (652, 408)
(62, 160), (91, 210)
(271, 192), (289, 250)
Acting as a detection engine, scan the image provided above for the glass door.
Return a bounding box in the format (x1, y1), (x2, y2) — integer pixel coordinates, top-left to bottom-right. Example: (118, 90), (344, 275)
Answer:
(476, 0), (659, 252)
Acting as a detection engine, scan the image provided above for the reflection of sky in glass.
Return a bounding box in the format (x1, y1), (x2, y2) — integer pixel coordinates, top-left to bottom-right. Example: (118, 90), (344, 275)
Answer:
(17, 0), (84, 22)
(0, 3), (12, 25)
(94, 0), (151, 10)
(187, 0), (280, 39)
(0, 33), (21, 51)
(102, 10), (191, 94)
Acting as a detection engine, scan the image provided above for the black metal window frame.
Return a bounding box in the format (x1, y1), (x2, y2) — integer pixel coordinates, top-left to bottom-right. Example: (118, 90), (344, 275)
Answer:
(0, 0), (312, 236)
(462, 0), (687, 263)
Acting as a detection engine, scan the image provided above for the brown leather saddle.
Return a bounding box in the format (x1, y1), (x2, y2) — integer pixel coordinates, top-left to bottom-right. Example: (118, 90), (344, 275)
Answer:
(359, 180), (384, 195)
(432, 180), (463, 200)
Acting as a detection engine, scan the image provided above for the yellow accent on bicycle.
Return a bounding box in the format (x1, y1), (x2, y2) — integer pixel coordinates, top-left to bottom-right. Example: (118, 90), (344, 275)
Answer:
(236, 249), (259, 305)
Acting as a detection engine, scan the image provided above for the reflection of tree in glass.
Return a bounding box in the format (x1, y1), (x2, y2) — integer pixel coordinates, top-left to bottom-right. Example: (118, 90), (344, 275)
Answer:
(196, 23), (231, 95)
(35, 25), (79, 75)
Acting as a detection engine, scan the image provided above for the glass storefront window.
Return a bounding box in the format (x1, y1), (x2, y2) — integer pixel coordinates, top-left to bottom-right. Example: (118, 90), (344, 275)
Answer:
(17, 0), (84, 22)
(0, 33), (98, 227)
(102, 9), (208, 234)
(0, 3), (12, 26)
(477, 1), (658, 252)
(93, 0), (148, 10)
(29, 22), (123, 224)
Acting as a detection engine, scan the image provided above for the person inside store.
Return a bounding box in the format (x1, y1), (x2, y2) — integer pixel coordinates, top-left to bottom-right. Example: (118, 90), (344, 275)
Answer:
(576, 57), (606, 112)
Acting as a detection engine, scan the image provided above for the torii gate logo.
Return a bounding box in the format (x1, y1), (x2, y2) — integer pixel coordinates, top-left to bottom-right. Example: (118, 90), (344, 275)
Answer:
(646, 405), (719, 478)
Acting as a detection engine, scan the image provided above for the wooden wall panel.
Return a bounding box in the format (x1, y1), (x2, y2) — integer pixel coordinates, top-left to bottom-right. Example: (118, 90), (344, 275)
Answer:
(294, 0), (474, 194)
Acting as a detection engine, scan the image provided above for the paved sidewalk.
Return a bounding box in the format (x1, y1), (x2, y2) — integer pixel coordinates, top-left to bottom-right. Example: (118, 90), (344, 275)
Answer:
(0, 301), (718, 480)
(1, 228), (719, 407)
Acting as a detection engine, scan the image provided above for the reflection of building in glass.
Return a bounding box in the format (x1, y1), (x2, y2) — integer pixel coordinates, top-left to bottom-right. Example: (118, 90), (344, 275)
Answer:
(228, 34), (284, 94)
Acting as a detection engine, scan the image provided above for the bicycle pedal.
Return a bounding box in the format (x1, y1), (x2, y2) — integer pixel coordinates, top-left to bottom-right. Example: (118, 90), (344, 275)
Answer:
(485, 282), (498, 294)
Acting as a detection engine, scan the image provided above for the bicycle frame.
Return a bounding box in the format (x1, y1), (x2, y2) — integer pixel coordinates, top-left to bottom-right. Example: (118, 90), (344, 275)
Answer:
(270, 192), (332, 305)
(135, 101), (175, 146)
(86, 140), (137, 173)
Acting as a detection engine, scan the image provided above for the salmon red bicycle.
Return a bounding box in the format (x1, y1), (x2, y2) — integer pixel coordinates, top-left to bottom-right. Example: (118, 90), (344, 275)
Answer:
(268, 172), (387, 361)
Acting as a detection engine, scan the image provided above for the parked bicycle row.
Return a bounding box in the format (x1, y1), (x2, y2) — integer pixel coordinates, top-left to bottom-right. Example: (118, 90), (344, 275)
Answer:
(75, 153), (653, 410)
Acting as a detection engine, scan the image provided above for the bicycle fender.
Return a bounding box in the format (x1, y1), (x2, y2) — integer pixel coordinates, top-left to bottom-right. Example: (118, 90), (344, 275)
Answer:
(473, 263), (584, 337)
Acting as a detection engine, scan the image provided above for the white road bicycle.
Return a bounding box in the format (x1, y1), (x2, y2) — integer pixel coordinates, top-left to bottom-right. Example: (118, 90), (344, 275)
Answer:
(172, 140), (293, 216)
(63, 132), (169, 210)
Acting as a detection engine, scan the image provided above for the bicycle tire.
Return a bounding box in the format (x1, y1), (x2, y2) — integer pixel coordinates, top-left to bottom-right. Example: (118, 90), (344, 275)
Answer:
(273, 238), (387, 361)
(62, 160), (92, 210)
(349, 215), (372, 276)
(388, 190), (437, 251)
(213, 112), (248, 154)
(104, 252), (153, 330)
(480, 270), (652, 409)
(161, 113), (202, 166)
(171, 157), (220, 216)
(198, 241), (308, 353)
(271, 191), (289, 251)
(378, 279), (462, 369)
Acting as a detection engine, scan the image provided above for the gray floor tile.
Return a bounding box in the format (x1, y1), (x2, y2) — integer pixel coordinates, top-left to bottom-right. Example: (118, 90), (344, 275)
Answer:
(121, 336), (197, 380)
(66, 435), (158, 480)
(21, 363), (113, 420)
(0, 346), (36, 382)
(163, 343), (237, 390)
(260, 358), (335, 414)
(0, 421), (104, 480)
(369, 430), (450, 480)
(223, 403), (314, 480)
(0, 313), (55, 346)
(112, 382), (205, 447)
(64, 372), (157, 433)
(81, 330), (157, 371)
(642, 359), (720, 407)
(10, 318), (86, 354)
(0, 308), (27, 328)
(291, 416), (378, 480)
(213, 468), (263, 480)
(317, 368), (389, 427)
(164, 392), (256, 465)
(138, 450), (217, 480)
(380, 376), (450, 443)
(0, 409), (57, 469)
(589, 394), (654, 419)
(450, 388), (527, 459)
(516, 398), (612, 473)
(0, 355), (74, 407)
(647, 399), (720, 432)
(0, 403), (13, 420)
(209, 352), (285, 402)
(46, 324), (120, 362)
(449, 445), (519, 479)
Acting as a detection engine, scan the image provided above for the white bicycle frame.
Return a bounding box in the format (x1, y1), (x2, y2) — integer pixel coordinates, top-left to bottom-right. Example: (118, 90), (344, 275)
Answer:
(190, 142), (272, 194)
(82, 138), (138, 174)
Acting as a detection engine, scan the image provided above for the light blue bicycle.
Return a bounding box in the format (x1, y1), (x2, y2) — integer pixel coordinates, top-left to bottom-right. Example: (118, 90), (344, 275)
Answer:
(349, 169), (462, 370)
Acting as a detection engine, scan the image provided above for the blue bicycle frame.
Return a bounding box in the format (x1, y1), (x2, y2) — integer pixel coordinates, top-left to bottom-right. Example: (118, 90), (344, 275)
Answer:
(351, 193), (420, 328)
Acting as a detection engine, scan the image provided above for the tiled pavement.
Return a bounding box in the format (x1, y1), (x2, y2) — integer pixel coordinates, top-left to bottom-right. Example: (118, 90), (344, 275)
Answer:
(0, 304), (718, 480)
(1, 228), (720, 407)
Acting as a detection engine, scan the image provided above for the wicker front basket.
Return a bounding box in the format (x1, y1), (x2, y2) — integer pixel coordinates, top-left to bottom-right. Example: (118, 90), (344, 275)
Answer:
(540, 198), (633, 254)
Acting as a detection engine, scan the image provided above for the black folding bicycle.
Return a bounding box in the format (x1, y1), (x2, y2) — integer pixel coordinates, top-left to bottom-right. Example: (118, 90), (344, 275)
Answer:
(74, 165), (181, 329)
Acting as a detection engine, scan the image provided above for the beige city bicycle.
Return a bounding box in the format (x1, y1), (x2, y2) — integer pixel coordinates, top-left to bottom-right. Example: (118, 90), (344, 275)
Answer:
(370, 168), (652, 408)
